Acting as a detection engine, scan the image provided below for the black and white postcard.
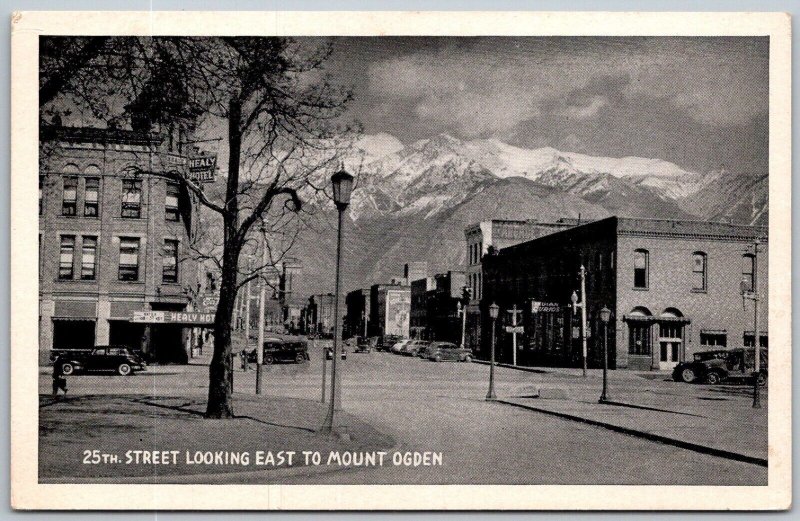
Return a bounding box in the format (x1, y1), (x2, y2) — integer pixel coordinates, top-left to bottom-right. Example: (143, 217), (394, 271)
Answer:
(10, 10), (792, 510)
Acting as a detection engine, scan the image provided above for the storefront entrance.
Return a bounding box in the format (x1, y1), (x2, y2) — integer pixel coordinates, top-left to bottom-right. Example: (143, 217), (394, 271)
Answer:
(659, 340), (681, 369)
(657, 316), (686, 370)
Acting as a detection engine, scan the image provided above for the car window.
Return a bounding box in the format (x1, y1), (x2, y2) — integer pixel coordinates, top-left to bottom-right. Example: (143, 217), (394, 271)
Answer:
(91, 348), (106, 356)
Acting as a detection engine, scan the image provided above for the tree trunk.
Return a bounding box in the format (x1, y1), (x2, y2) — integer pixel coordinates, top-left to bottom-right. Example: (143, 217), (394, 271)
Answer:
(205, 98), (243, 419)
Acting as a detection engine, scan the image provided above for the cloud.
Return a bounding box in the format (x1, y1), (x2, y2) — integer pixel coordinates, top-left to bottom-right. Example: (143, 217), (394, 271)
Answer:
(365, 37), (768, 137)
(564, 96), (607, 120)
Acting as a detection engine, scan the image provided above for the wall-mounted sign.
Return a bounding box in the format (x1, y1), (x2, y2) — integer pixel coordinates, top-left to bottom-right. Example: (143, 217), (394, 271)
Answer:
(531, 301), (562, 313)
(188, 155), (217, 183)
(202, 296), (219, 309)
(131, 311), (215, 325)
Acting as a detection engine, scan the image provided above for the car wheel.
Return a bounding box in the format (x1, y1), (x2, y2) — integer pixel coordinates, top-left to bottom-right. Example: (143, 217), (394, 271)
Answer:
(60, 363), (74, 376)
(117, 363), (132, 376)
(434, 355), (442, 362)
(705, 371), (722, 385)
(294, 353), (305, 364)
(757, 372), (768, 387)
(680, 367), (696, 383)
(264, 355), (274, 365)
(464, 355), (473, 363)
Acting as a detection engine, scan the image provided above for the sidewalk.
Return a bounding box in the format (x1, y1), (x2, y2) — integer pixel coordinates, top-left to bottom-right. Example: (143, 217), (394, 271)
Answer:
(497, 377), (768, 465)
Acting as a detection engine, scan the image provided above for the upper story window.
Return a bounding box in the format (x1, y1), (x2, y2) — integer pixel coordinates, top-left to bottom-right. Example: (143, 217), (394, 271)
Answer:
(742, 254), (755, 292)
(62, 177), (78, 216)
(165, 182), (180, 222)
(633, 249), (649, 289)
(121, 179), (142, 218)
(118, 237), (140, 281)
(163, 239), (179, 283)
(81, 236), (97, 280)
(84, 177), (100, 217)
(58, 235), (75, 279)
(692, 252), (707, 291)
(700, 332), (726, 347)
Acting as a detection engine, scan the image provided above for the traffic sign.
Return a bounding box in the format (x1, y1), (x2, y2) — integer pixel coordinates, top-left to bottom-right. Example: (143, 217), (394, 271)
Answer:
(505, 325), (524, 334)
(531, 301), (561, 313)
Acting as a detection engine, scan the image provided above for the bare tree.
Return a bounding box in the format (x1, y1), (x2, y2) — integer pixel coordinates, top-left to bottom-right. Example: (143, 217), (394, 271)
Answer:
(40, 36), (358, 418)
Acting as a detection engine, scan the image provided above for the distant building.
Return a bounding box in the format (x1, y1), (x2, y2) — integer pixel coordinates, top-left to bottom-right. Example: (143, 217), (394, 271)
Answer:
(463, 218), (582, 353)
(38, 124), (201, 364)
(410, 277), (435, 339)
(403, 261), (428, 286)
(481, 216), (768, 370)
(344, 288), (371, 339)
(370, 282), (411, 340)
(306, 293), (336, 337)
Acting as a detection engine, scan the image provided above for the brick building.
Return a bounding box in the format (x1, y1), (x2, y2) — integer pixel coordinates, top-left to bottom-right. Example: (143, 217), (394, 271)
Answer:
(481, 216), (768, 370)
(305, 293), (336, 337)
(410, 277), (435, 339)
(463, 218), (581, 353)
(38, 125), (202, 364)
(369, 283), (411, 340)
(344, 288), (371, 339)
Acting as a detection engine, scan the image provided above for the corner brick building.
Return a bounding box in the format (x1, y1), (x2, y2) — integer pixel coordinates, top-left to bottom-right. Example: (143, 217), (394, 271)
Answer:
(38, 125), (202, 364)
(481, 216), (768, 370)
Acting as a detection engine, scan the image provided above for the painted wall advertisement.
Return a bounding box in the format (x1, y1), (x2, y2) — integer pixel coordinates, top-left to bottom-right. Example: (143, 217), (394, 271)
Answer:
(385, 290), (410, 338)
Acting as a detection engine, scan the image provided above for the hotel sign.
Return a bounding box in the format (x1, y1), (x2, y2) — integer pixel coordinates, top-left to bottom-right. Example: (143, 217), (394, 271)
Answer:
(188, 155), (217, 183)
(131, 311), (215, 325)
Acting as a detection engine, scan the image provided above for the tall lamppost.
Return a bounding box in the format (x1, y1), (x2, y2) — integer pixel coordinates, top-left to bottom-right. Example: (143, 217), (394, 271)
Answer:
(599, 306), (611, 403)
(571, 265), (588, 377)
(740, 238), (762, 409)
(486, 302), (499, 401)
(320, 169), (354, 434)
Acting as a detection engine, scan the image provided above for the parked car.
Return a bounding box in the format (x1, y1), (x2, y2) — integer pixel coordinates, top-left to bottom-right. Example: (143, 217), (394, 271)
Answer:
(426, 342), (473, 362)
(52, 346), (146, 376)
(390, 339), (411, 354)
(379, 335), (402, 352)
(401, 340), (429, 356)
(672, 347), (768, 385)
(416, 343), (434, 359)
(249, 336), (310, 364)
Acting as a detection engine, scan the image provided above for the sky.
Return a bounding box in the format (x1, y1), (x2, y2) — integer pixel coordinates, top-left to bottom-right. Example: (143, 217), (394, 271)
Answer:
(323, 37), (769, 176)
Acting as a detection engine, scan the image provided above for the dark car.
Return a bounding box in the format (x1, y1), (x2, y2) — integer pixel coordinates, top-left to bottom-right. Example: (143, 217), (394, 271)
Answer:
(378, 335), (402, 352)
(249, 336), (310, 364)
(354, 336), (376, 353)
(673, 347), (768, 385)
(427, 342), (473, 362)
(52, 346), (146, 376)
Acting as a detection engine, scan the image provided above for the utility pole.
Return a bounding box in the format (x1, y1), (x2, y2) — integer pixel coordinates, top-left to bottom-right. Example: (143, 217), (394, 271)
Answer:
(507, 304), (523, 366)
(741, 238), (762, 408)
(243, 257), (252, 371)
(571, 265), (588, 378)
(362, 308), (367, 339)
(256, 226), (267, 394)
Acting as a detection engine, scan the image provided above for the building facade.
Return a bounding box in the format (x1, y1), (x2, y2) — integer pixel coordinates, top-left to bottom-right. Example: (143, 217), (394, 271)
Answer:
(410, 277), (435, 339)
(39, 125), (201, 364)
(463, 218), (581, 353)
(369, 283), (411, 340)
(306, 293), (336, 337)
(344, 288), (371, 339)
(480, 217), (768, 370)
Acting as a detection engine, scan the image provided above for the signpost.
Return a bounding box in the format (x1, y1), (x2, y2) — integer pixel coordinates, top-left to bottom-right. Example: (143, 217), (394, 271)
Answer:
(506, 305), (523, 366)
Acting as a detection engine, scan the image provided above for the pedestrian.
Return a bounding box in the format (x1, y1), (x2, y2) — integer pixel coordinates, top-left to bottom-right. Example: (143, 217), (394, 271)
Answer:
(51, 363), (67, 400)
(240, 349), (249, 371)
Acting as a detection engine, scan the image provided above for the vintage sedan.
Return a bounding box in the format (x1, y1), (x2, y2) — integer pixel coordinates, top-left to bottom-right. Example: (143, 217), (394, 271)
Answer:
(672, 347), (767, 385)
(426, 342), (473, 362)
(52, 346), (146, 376)
(401, 340), (429, 356)
(249, 336), (310, 364)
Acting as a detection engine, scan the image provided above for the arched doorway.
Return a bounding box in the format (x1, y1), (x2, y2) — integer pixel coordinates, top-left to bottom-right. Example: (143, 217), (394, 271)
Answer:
(658, 308), (688, 370)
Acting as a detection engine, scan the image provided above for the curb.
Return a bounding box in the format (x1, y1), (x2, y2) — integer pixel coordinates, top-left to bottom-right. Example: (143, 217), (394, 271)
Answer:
(496, 399), (768, 468)
(472, 360), (550, 374)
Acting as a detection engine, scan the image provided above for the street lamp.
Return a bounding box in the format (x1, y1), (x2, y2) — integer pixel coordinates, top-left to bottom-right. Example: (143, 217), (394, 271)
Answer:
(320, 168), (354, 435)
(599, 306), (611, 403)
(486, 302), (499, 401)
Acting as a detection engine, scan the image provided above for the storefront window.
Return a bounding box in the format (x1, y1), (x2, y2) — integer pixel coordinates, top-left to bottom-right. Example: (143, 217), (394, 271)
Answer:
(628, 323), (651, 355)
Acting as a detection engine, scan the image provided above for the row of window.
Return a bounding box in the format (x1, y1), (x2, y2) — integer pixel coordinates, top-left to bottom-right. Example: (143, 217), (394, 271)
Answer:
(57, 235), (179, 283)
(628, 324), (767, 355)
(632, 249), (756, 292)
(41, 176), (181, 222)
(468, 242), (483, 266)
(468, 272), (482, 301)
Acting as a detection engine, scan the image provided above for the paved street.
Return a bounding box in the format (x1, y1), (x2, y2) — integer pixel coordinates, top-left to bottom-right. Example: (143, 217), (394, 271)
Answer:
(40, 343), (767, 485)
